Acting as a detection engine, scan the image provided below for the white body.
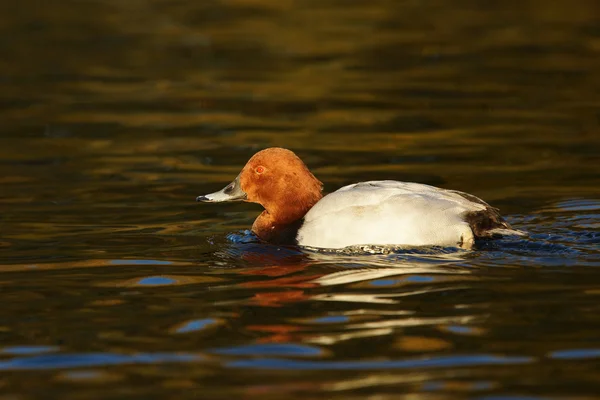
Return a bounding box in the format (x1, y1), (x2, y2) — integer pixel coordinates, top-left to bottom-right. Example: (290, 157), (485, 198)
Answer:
(296, 181), (491, 249)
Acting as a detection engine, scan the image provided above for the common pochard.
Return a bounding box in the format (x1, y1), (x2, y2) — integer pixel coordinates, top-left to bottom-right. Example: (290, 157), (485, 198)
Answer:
(196, 147), (523, 249)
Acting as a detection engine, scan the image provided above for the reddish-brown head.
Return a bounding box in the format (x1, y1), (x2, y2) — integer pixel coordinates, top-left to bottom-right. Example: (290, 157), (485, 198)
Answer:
(197, 148), (323, 227)
(238, 148), (322, 223)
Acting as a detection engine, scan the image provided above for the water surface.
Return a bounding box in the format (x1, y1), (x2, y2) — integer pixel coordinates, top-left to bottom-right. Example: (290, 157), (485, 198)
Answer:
(1, 1), (600, 399)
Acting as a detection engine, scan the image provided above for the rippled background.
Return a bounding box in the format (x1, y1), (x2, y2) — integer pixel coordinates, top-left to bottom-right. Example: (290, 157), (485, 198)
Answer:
(1, 0), (600, 398)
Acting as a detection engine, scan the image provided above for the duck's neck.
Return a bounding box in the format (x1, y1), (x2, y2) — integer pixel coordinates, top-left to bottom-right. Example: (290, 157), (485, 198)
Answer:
(251, 211), (301, 244)
(252, 192), (322, 244)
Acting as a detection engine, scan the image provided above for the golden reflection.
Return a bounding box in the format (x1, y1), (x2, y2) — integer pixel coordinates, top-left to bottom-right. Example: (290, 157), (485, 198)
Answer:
(306, 328), (394, 346)
(342, 315), (477, 331)
(88, 299), (124, 307)
(395, 336), (453, 352)
(0, 259), (112, 273)
(55, 370), (124, 384)
(321, 372), (437, 392)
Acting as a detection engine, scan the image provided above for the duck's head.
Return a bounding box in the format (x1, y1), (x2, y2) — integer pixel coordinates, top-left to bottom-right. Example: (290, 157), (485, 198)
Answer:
(197, 148), (323, 222)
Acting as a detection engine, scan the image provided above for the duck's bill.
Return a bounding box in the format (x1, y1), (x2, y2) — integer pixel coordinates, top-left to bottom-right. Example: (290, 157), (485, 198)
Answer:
(196, 174), (247, 203)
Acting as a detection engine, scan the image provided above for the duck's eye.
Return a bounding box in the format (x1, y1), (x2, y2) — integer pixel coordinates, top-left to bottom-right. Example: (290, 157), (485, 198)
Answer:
(255, 166), (265, 174)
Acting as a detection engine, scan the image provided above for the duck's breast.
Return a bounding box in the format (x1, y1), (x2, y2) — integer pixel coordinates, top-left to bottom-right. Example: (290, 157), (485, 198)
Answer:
(296, 181), (485, 249)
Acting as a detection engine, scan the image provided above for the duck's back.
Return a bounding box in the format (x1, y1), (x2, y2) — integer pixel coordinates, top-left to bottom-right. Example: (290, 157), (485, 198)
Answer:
(296, 181), (516, 249)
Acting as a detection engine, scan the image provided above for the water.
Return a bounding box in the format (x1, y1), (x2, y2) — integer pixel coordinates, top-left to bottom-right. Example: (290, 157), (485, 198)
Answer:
(1, 1), (600, 398)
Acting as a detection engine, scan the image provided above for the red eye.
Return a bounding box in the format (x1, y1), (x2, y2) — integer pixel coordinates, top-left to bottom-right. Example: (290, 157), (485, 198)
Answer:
(255, 166), (265, 174)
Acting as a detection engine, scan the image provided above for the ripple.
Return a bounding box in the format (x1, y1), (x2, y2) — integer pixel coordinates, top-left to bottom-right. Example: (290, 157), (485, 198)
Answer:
(137, 276), (177, 285)
(172, 318), (222, 334)
(226, 354), (534, 370)
(0, 352), (201, 371)
(441, 325), (486, 336)
(304, 245), (466, 256)
(0, 345), (59, 355)
(211, 343), (323, 357)
(545, 199), (600, 213)
(56, 369), (123, 383)
(313, 265), (469, 287)
(394, 336), (453, 352)
(109, 259), (173, 265)
(97, 274), (222, 287)
(311, 315), (349, 324)
(313, 286), (472, 305)
(477, 396), (552, 400)
(549, 348), (600, 360)
(422, 380), (495, 392)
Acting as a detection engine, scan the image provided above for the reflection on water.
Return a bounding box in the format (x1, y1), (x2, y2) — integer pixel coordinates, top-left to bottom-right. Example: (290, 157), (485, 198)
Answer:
(0, 352), (201, 371)
(1, 0), (600, 399)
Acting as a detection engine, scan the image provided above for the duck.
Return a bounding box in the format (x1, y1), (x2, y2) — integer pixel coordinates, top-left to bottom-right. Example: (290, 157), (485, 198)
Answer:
(196, 147), (523, 250)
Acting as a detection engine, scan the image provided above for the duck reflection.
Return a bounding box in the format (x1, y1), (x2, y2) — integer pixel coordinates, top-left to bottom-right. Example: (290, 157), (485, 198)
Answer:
(222, 239), (479, 345)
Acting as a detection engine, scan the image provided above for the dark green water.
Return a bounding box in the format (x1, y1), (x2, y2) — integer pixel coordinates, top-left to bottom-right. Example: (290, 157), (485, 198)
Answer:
(1, 1), (600, 398)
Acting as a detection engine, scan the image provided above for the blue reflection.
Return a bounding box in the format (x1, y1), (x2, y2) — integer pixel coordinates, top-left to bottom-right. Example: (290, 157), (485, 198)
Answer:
(370, 279), (397, 286)
(0, 353), (200, 370)
(550, 348), (600, 360)
(406, 275), (434, 283)
(226, 230), (259, 244)
(446, 325), (474, 334)
(313, 315), (349, 324)
(176, 319), (216, 333)
(137, 276), (176, 286)
(223, 230), (305, 261)
(212, 343), (322, 357)
(556, 199), (600, 212)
